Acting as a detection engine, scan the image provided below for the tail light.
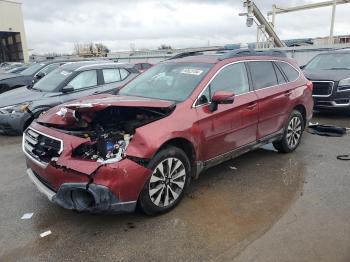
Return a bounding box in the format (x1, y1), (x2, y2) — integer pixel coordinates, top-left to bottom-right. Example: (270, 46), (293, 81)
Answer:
(306, 81), (313, 92)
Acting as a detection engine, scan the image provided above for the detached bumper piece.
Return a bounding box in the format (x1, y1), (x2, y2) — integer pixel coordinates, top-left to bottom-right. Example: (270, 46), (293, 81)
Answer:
(27, 168), (136, 213)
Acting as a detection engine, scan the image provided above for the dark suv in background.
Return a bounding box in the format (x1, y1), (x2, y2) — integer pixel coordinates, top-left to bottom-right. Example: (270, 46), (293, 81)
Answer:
(303, 50), (350, 111)
(0, 61), (139, 135)
(0, 59), (83, 94)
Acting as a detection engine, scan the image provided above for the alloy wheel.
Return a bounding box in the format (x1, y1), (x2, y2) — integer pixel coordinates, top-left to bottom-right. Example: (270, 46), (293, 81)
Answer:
(149, 157), (186, 207)
(286, 116), (302, 148)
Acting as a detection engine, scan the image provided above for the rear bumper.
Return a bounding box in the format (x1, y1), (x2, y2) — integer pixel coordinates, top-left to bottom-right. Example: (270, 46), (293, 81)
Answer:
(27, 168), (137, 213)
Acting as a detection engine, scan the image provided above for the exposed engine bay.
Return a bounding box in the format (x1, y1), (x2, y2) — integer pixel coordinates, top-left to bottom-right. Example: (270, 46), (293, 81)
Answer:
(72, 129), (132, 163)
(52, 106), (173, 163)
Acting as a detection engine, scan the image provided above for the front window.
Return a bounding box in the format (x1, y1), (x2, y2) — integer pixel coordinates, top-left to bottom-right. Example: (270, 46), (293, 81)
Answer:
(32, 68), (73, 92)
(119, 62), (212, 102)
(68, 70), (97, 90)
(19, 63), (45, 76)
(37, 63), (61, 76)
(305, 53), (350, 70)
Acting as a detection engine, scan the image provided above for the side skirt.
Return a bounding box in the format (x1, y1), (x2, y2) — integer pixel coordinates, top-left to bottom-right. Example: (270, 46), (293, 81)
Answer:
(195, 129), (284, 177)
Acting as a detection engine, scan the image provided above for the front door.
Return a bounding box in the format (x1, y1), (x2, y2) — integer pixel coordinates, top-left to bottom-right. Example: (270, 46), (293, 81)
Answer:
(195, 62), (259, 160)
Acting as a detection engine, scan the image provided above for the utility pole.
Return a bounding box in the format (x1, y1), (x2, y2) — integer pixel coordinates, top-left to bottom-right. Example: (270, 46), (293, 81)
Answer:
(329, 0), (337, 44)
(271, 4), (276, 28)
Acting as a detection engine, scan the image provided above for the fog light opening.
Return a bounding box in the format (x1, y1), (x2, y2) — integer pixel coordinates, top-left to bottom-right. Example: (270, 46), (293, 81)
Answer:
(71, 189), (95, 210)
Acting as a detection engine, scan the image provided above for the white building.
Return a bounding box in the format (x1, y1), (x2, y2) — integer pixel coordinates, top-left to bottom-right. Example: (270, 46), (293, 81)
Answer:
(0, 0), (28, 63)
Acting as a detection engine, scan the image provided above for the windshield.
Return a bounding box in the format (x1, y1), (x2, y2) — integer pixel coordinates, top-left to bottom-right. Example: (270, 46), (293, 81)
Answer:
(305, 53), (350, 70)
(32, 68), (73, 92)
(119, 62), (212, 102)
(19, 63), (45, 76)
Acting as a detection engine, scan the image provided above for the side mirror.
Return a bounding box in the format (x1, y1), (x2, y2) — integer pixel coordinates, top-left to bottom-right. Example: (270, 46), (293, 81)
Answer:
(62, 85), (74, 93)
(300, 65), (305, 70)
(35, 72), (45, 80)
(209, 90), (235, 112)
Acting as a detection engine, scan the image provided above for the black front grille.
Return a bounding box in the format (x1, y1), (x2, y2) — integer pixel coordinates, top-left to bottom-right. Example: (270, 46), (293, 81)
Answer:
(312, 81), (333, 96)
(23, 128), (62, 164)
(315, 101), (332, 106)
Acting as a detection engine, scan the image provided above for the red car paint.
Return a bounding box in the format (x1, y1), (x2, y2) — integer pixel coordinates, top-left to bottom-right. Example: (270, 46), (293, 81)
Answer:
(23, 54), (313, 212)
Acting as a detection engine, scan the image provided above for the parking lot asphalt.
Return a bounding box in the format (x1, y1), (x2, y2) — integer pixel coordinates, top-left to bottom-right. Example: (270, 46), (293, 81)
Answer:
(0, 112), (349, 262)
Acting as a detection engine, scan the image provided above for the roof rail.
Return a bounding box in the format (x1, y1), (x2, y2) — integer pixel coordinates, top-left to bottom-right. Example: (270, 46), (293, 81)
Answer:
(166, 48), (225, 60)
(219, 48), (287, 60)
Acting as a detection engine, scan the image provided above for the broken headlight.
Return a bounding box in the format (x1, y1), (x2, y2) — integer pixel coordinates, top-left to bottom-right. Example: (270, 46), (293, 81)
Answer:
(0, 103), (30, 114)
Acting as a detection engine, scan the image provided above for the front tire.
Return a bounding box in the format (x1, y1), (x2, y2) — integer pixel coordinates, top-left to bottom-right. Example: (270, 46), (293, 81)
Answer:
(273, 110), (304, 153)
(139, 146), (191, 216)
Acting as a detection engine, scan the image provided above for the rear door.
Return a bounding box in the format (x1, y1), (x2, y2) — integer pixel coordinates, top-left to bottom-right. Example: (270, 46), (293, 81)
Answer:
(195, 62), (259, 160)
(98, 68), (133, 94)
(248, 61), (291, 139)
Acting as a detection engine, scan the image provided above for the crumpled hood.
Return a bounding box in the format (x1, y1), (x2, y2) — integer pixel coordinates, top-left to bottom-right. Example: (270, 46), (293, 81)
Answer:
(0, 86), (57, 108)
(303, 69), (350, 82)
(37, 94), (175, 127)
(61, 94), (175, 110)
(0, 72), (20, 81)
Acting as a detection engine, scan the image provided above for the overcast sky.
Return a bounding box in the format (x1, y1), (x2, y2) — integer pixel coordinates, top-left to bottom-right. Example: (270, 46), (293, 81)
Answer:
(20, 0), (350, 54)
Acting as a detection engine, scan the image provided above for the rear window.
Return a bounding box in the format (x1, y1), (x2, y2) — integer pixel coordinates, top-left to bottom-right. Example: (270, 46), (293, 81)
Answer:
(120, 68), (129, 80)
(273, 63), (287, 84)
(142, 63), (152, 69)
(249, 61), (278, 90)
(277, 62), (299, 82)
(102, 69), (121, 83)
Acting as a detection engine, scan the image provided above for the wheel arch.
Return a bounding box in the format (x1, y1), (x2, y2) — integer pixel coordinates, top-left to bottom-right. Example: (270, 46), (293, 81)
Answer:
(293, 104), (307, 128)
(157, 137), (197, 178)
(22, 106), (52, 132)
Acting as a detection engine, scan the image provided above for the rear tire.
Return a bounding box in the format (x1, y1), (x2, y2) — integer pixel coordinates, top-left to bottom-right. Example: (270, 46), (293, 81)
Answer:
(139, 146), (191, 216)
(273, 110), (304, 153)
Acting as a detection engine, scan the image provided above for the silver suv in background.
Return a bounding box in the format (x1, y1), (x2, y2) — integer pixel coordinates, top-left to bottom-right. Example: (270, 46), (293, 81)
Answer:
(0, 61), (139, 135)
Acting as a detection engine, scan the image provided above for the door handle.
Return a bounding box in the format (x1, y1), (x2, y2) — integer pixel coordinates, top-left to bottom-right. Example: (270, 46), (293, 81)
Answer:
(246, 102), (257, 110)
(284, 90), (292, 97)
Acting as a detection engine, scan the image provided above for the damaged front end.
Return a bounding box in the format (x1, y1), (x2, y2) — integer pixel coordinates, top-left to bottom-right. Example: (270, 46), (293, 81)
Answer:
(23, 96), (175, 213)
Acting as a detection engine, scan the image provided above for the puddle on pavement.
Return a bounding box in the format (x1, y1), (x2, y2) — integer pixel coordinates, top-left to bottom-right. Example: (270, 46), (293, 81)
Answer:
(0, 145), (306, 262)
(173, 147), (305, 260)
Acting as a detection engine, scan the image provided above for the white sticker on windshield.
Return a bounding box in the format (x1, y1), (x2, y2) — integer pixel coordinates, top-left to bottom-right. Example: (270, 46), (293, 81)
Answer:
(181, 68), (203, 76)
(61, 71), (72, 76)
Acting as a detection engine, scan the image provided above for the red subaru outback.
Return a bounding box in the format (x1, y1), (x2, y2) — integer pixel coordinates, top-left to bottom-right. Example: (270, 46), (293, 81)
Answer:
(23, 49), (313, 215)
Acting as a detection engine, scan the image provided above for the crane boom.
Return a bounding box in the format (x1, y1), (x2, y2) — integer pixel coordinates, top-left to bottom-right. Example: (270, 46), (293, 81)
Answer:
(241, 0), (285, 47)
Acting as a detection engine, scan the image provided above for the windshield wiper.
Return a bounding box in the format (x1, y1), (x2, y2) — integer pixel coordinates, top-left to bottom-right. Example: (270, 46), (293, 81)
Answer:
(31, 87), (42, 92)
(329, 67), (350, 70)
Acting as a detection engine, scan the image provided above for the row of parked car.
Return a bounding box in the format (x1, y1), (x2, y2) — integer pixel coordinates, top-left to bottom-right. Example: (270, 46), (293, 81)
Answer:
(0, 60), (154, 135)
(1, 48), (349, 215)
